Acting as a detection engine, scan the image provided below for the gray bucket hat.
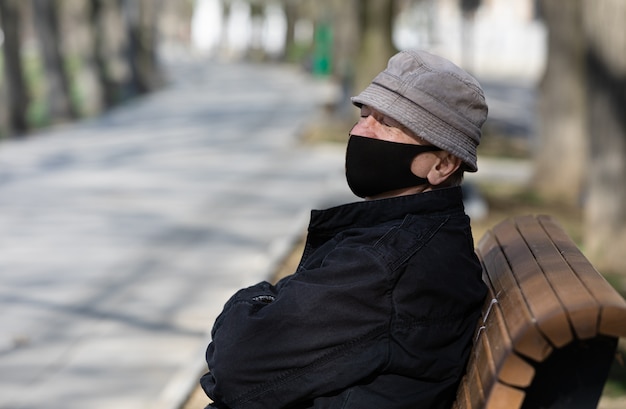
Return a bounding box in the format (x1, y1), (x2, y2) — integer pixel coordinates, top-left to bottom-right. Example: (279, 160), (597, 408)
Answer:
(351, 50), (488, 172)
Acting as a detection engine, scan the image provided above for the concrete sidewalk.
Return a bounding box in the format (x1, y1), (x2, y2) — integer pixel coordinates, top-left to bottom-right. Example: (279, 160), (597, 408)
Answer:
(0, 55), (353, 409)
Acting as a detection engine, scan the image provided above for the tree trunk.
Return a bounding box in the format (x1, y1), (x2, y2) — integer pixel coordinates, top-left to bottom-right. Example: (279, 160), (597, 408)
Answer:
(0, 0), (29, 136)
(248, 2), (265, 61)
(120, 0), (163, 96)
(354, 0), (397, 97)
(582, 0), (626, 274)
(328, 0), (359, 115)
(219, 0), (232, 57)
(32, 0), (77, 122)
(89, 0), (119, 109)
(533, 0), (586, 205)
(282, 0), (297, 62)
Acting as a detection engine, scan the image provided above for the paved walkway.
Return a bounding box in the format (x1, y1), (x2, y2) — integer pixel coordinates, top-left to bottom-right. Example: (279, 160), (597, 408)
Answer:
(0, 55), (353, 409)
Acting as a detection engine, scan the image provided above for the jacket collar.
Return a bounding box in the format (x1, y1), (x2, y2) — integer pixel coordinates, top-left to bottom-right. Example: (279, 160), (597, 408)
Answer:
(308, 186), (464, 236)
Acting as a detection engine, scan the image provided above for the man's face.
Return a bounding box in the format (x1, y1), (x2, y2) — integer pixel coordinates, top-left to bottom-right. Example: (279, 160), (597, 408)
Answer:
(348, 104), (462, 197)
(351, 105), (427, 146)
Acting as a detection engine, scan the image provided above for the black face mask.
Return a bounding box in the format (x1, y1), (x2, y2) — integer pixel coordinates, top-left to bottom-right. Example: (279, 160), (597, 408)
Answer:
(345, 134), (442, 198)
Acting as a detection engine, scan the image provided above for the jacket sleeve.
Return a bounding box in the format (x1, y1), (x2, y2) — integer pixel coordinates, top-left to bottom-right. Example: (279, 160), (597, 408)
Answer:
(200, 244), (393, 409)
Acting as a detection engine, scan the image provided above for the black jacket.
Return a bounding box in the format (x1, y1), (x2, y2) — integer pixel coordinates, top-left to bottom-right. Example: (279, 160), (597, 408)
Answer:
(201, 187), (486, 409)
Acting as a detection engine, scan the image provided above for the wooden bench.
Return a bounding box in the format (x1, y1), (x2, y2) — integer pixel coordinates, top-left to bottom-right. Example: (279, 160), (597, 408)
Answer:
(453, 215), (626, 409)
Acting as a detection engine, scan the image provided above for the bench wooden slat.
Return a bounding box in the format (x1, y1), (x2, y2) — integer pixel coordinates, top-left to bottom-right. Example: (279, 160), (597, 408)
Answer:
(599, 305), (626, 337)
(486, 304), (535, 387)
(492, 218), (574, 347)
(463, 357), (486, 409)
(538, 215), (626, 338)
(477, 230), (553, 361)
(485, 382), (525, 409)
(498, 351), (534, 389)
(474, 324), (497, 394)
(474, 283), (535, 388)
(515, 215), (600, 339)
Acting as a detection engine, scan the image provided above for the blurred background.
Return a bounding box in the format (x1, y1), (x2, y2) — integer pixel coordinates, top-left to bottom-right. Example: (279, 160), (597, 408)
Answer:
(1, 0), (625, 274)
(0, 0), (624, 406)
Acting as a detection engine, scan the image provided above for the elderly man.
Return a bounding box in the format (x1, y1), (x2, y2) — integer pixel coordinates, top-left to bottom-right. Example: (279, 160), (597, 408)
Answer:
(201, 50), (489, 409)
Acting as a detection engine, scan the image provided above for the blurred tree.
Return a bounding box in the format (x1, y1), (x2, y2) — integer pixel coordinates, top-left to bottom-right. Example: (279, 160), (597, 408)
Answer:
(354, 0), (397, 98)
(533, 0), (586, 204)
(89, 0), (121, 109)
(33, 0), (78, 122)
(219, 0), (233, 57)
(248, 0), (265, 60)
(582, 0), (626, 274)
(121, 0), (164, 96)
(282, 0), (298, 61)
(459, 0), (481, 72)
(0, 0), (29, 136)
(459, 0), (481, 12)
(329, 0), (359, 113)
(0, 0), (190, 137)
(538, 0), (626, 274)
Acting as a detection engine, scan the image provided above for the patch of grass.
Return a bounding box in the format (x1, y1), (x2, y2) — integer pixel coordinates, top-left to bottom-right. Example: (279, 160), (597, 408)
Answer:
(470, 182), (583, 246)
(604, 273), (626, 297)
(299, 112), (353, 145)
(285, 42), (313, 65)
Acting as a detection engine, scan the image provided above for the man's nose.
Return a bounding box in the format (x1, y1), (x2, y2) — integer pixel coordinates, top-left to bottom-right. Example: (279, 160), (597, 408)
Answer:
(351, 116), (378, 138)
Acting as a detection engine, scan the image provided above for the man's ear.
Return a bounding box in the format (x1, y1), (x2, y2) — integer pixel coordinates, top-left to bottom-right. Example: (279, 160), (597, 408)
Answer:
(426, 152), (462, 186)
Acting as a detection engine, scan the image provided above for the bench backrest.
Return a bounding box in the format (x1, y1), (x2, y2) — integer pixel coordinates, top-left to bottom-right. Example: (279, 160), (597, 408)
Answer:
(454, 215), (626, 409)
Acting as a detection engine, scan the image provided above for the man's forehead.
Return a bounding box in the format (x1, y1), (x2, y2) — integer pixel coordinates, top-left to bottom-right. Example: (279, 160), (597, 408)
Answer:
(360, 105), (431, 145)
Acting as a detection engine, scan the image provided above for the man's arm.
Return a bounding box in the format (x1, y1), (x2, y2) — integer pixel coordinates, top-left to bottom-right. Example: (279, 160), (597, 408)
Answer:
(201, 245), (393, 409)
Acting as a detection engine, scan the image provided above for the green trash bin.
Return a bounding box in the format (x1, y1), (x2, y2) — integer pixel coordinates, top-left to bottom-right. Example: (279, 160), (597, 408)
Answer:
(312, 22), (332, 76)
